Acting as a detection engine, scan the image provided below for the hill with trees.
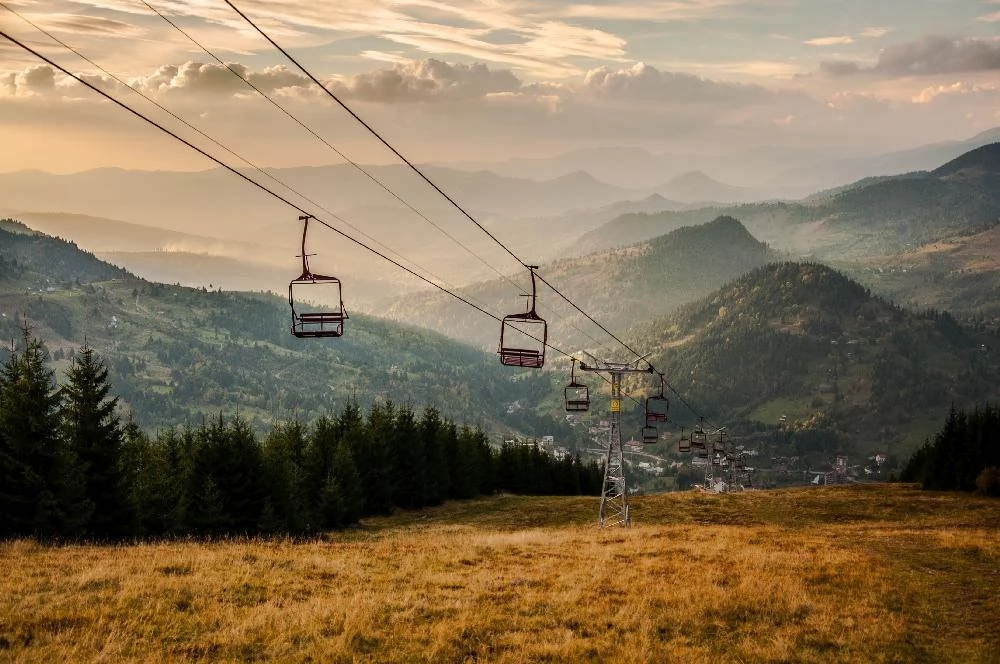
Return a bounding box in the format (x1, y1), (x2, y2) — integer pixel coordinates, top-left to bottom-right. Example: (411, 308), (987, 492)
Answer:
(631, 262), (1000, 465)
(0, 219), (574, 443)
(0, 318), (602, 540)
(383, 216), (777, 350)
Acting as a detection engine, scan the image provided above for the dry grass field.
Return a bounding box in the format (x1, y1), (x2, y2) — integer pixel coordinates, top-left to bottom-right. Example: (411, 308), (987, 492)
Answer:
(2, 484), (999, 663)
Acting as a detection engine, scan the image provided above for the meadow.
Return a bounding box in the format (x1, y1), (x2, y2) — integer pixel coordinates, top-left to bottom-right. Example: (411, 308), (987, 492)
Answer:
(2, 484), (998, 663)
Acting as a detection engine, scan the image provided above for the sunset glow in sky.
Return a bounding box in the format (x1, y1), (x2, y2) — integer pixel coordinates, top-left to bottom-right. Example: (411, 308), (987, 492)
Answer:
(1, 0), (999, 172)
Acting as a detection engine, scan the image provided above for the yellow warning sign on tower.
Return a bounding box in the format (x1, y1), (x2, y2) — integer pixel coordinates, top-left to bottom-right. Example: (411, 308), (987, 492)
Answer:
(611, 399), (620, 413)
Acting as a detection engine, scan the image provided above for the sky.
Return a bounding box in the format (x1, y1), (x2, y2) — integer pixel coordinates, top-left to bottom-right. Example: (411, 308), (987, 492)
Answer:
(1, 0), (999, 173)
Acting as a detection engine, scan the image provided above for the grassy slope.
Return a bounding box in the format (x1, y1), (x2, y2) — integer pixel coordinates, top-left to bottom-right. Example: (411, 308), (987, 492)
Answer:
(1, 485), (997, 662)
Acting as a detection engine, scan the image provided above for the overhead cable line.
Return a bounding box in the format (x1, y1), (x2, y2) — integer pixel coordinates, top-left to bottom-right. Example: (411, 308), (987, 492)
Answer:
(0, 4), (522, 327)
(139, 0), (616, 356)
(0, 5), (431, 286)
(139, 0), (526, 298)
(223, 0), (527, 269)
(223, 0), (716, 423)
(0, 28), (577, 360)
(224, 2), (662, 363)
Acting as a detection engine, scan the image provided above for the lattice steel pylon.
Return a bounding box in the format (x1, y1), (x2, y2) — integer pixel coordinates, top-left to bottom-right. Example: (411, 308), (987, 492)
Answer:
(580, 360), (653, 528)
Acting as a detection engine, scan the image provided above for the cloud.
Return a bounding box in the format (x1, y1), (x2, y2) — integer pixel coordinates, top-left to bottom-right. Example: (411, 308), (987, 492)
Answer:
(30, 12), (146, 38)
(805, 36), (855, 46)
(554, 0), (776, 22)
(328, 59), (522, 102)
(582, 62), (771, 103)
(860, 27), (891, 38)
(130, 62), (311, 96)
(820, 35), (1000, 77)
(977, 11), (1000, 22)
(8, 64), (57, 96)
(911, 81), (998, 104)
(818, 60), (865, 76)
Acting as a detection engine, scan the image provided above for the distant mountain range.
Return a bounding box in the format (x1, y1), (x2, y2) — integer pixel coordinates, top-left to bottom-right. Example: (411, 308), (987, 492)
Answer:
(573, 143), (1000, 260)
(443, 126), (1000, 194)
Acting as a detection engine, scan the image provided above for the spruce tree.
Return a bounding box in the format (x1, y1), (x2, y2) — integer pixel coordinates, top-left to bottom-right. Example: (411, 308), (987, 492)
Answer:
(330, 439), (363, 527)
(0, 329), (91, 537)
(363, 401), (396, 515)
(262, 420), (309, 533)
(61, 344), (127, 538)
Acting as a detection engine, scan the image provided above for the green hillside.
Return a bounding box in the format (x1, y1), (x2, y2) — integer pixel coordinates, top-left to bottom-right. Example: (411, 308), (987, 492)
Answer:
(0, 220), (573, 441)
(574, 143), (1000, 261)
(384, 216), (777, 350)
(838, 222), (1000, 321)
(636, 262), (1000, 464)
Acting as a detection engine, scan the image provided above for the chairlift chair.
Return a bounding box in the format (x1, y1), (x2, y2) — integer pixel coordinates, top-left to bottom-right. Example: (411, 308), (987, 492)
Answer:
(641, 425), (658, 444)
(678, 428), (691, 453)
(645, 373), (669, 425)
(690, 417), (708, 450)
(564, 358), (590, 412)
(714, 430), (727, 454)
(498, 266), (547, 368)
(289, 215), (348, 338)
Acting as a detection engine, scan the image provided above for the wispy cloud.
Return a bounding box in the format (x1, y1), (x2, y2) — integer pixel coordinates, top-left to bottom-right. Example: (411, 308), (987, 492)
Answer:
(860, 27), (891, 38)
(805, 35), (855, 46)
(552, 0), (774, 22)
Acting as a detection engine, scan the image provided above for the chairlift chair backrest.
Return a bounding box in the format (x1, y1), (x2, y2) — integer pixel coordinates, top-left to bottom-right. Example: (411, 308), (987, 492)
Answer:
(498, 266), (547, 368)
(641, 425), (658, 444)
(289, 215), (348, 338)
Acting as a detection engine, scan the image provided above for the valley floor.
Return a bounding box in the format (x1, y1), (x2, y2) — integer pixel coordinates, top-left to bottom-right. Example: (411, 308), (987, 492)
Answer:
(2, 485), (998, 663)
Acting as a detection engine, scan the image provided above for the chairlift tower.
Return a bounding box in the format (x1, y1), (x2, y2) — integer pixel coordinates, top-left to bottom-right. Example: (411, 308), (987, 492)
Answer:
(579, 360), (652, 528)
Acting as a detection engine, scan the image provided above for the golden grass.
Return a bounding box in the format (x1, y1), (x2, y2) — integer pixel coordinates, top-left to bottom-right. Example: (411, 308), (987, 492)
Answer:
(2, 485), (999, 663)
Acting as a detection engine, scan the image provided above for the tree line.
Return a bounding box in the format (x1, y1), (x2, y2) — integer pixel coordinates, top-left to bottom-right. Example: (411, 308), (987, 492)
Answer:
(0, 329), (603, 540)
(901, 404), (1000, 495)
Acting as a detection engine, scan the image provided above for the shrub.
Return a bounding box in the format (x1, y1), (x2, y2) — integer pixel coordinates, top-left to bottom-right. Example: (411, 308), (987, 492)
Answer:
(975, 467), (1000, 497)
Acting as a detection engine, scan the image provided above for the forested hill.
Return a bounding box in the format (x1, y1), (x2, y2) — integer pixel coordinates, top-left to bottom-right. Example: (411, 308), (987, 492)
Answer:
(636, 262), (1000, 461)
(0, 219), (130, 284)
(0, 219), (570, 439)
(383, 216), (777, 350)
(572, 143), (1000, 260)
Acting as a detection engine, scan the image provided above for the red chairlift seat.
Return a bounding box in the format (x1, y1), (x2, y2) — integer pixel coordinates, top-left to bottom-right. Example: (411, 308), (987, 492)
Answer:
(564, 358), (590, 412)
(288, 215), (348, 339)
(645, 373), (669, 425)
(499, 266), (547, 368)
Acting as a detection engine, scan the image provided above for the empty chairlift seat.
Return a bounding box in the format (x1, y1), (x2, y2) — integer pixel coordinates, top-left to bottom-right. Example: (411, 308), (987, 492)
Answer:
(645, 373), (669, 426)
(678, 428), (691, 453)
(564, 358), (590, 412)
(498, 266), (547, 368)
(288, 215), (348, 339)
(289, 274), (347, 338)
